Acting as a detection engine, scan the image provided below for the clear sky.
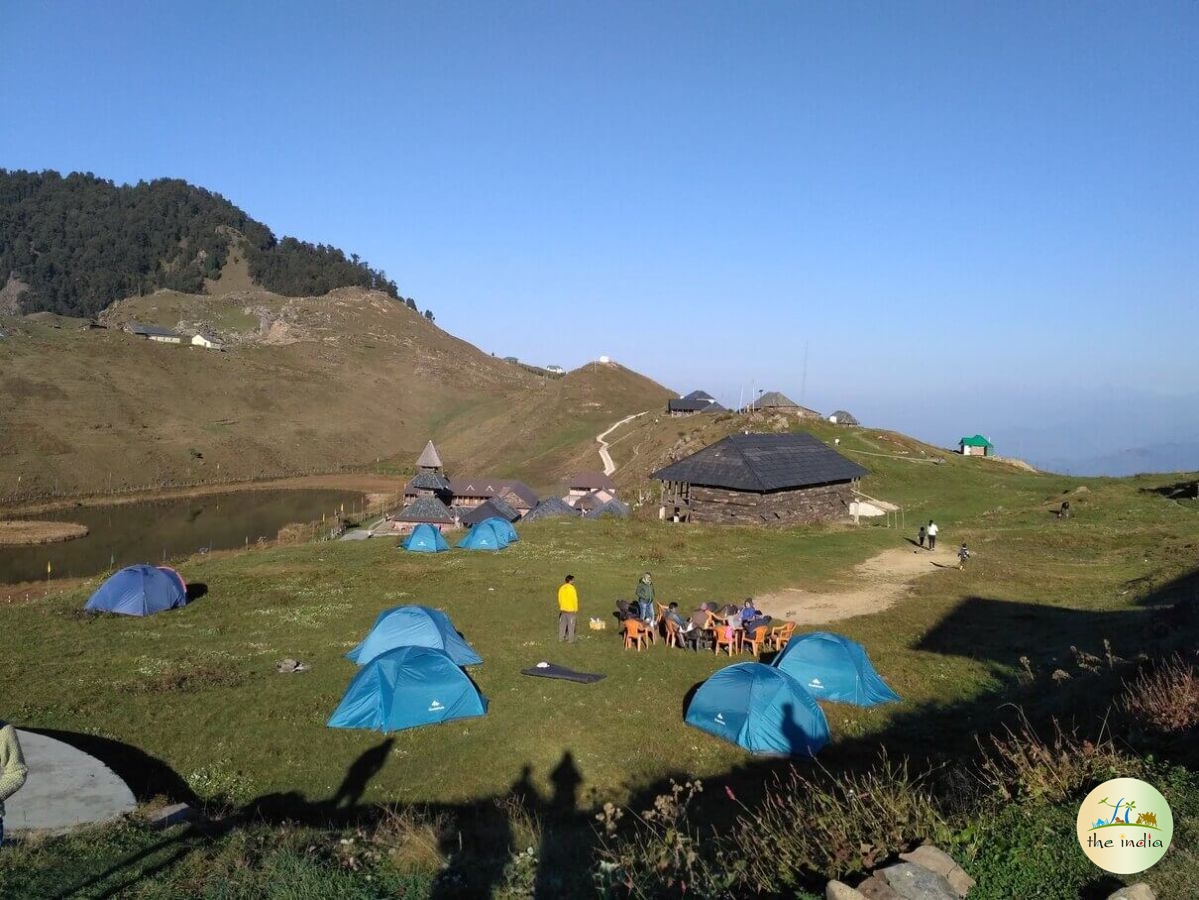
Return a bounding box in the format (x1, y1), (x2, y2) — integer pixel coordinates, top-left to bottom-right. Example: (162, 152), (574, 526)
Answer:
(3, 2), (1197, 469)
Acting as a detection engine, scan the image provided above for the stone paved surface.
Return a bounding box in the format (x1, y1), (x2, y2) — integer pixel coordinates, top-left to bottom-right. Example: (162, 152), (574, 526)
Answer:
(5, 729), (136, 834)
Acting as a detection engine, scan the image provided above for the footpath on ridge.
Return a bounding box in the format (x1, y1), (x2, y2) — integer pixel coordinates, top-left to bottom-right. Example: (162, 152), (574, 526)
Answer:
(595, 411), (648, 476)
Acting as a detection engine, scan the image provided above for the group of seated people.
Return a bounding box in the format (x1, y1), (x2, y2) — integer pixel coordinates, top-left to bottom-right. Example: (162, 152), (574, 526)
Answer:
(615, 597), (773, 651)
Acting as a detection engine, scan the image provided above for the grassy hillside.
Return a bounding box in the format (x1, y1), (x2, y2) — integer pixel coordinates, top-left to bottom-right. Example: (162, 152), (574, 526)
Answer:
(1, 443), (1196, 896)
(0, 289), (671, 503)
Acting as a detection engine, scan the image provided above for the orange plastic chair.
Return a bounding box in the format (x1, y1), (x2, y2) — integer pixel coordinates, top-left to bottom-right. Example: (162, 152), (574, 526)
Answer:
(663, 616), (680, 648)
(623, 619), (648, 651)
(713, 623), (738, 656)
(742, 625), (770, 656)
(769, 622), (796, 651)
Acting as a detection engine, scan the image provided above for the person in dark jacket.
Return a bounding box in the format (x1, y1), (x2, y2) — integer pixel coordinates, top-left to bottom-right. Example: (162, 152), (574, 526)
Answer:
(634, 573), (655, 622)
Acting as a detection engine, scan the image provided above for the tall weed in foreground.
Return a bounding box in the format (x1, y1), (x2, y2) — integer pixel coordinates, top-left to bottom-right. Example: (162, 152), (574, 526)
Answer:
(977, 714), (1133, 804)
(730, 754), (948, 886)
(595, 780), (735, 899)
(1120, 653), (1199, 735)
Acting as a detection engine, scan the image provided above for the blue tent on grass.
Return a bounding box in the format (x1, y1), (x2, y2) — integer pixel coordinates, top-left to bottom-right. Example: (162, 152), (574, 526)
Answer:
(772, 632), (900, 706)
(456, 520), (509, 551)
(478, 516), (518, 542)
(327, 646), (488, 733)
(401, 523), (450, 553)
(347, 605), (482, 666)
(684, 662), (829, 757)
(84, 565), (188, 617)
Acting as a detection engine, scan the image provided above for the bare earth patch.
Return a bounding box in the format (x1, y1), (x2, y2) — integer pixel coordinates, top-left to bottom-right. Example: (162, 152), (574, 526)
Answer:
(755, 544), (958, 625)
(0, 520), (89, 545)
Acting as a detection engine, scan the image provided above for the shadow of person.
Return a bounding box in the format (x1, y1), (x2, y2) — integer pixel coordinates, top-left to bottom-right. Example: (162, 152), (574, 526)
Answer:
(327, 738), (394, 812)
(549, 751), (582, 813)
(536, 751), (593, 898)
(508, 763), (540, 811)
(779, 702), (817, 759)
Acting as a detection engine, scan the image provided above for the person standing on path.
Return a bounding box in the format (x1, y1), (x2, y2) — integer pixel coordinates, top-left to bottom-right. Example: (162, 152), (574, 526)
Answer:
(927, 520), (938, 551)
(635, 572), (655, 623)
(0, 720), (29, 845)
(917, 525), (926, 549)
(558, 575), (579, 643)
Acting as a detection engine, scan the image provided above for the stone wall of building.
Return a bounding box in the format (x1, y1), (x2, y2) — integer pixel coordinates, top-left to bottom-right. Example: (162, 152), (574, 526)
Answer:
(687, 481), (854, 525)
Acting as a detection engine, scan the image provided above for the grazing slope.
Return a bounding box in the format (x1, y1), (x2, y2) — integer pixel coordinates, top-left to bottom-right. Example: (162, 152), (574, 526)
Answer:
(0, 288), (672, 499)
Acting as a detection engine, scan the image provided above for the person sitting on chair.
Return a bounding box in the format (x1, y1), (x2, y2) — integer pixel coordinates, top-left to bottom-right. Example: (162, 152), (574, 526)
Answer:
(743, 611), (773, 635)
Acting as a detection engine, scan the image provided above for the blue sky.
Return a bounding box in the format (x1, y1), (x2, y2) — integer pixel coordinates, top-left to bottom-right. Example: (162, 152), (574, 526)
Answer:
(3, 2), (1197, 470)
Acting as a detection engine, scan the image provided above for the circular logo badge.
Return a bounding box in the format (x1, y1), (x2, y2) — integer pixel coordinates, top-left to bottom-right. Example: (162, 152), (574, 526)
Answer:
(1077, 777), (1173, 874)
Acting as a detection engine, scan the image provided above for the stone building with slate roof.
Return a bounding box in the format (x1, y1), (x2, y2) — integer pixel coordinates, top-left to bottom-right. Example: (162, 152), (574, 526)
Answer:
(667, 390), (726, 416)
(449, 478), (538, 516)
(651, 432), (868, 525)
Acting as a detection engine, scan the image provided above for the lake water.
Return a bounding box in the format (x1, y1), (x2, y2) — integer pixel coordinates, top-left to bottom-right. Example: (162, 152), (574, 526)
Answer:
(0, 489), (365, 584)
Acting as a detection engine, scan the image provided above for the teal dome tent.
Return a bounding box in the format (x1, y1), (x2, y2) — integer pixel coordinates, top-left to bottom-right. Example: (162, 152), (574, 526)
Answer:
(684, 662), (829, 757)
(328, 646), (488, 733)
(346, 605), (482, 666)
(401, 524), (449, 553)
(772, 632), (900, 706)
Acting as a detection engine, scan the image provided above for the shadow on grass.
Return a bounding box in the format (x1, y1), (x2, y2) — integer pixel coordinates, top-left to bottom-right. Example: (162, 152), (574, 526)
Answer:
(24, 567), (1199, 898)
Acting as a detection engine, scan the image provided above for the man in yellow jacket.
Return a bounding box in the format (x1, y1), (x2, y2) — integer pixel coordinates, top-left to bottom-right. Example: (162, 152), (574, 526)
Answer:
(1, 721), (29, 845)
(557, 574), (579, 643)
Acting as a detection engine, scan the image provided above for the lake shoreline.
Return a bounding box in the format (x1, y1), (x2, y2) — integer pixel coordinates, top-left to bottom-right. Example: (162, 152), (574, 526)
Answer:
(0, 473), (405, 517)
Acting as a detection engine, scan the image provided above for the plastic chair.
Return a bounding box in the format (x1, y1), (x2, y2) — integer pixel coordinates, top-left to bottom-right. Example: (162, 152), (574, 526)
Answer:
(623, 619), (648, 651)
(713, 624), (738, 656)
(663, 616), (680, 648)
(742, 625), (770, 656)
(768, 622), (796, 651)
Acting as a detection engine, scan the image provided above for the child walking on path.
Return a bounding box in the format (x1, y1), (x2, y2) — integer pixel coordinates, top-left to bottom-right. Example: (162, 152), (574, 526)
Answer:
(917, 525), (926, 548)
(957, 543), (971, 570)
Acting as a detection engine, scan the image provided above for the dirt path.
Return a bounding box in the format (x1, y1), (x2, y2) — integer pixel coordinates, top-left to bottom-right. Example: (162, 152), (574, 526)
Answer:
(754, 544), (959, 625)
(596, 411), (648, 476)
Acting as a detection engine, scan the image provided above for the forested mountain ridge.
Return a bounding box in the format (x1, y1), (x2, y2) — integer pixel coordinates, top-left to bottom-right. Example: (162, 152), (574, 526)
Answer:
(0, 169), (404, 317)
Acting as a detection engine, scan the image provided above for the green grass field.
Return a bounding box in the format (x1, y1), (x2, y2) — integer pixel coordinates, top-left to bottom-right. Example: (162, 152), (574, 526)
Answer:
(2, 452), (1196, 897)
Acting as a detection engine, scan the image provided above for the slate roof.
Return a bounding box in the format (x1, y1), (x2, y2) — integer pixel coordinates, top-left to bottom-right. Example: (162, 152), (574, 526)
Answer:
(416, 440), (443, 469)
(394, 496), (455, 524)
(521, 497), (576, 521)
(129, 322), (181, 338)
(668, 397), (726, 414)
(448, 478), (538, 509)
(568, 471), (616, 492)
(756, 391), (799, 409)
(589, 498), (630, 518)
(458, 497), (520, 525)
(651, 432), (868, 492)
(959, 434), (993, 448)
(495, 481), (539, 509)
(406, 470), (452, 493)
(572, 490), (607, 511)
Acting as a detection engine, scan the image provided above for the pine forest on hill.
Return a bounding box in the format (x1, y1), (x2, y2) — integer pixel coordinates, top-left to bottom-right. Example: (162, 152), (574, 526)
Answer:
(0, 169), (407, 317)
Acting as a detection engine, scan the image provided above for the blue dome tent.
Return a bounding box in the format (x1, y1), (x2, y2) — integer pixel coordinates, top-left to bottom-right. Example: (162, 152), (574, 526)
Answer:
(401, 523), (449, 553)
(328, 646), (488, 733)
(346, 605), (482, 667)
(684, 662), (829, 757)
(478, 516), (518, 542)
(456, 520), (509, 551)
(772, 632), (901, 706)
(84, 565), (188, 617)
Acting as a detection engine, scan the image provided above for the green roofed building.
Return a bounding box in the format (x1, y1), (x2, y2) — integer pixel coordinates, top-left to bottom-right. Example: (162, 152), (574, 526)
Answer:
(959, 435), (994, 457)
